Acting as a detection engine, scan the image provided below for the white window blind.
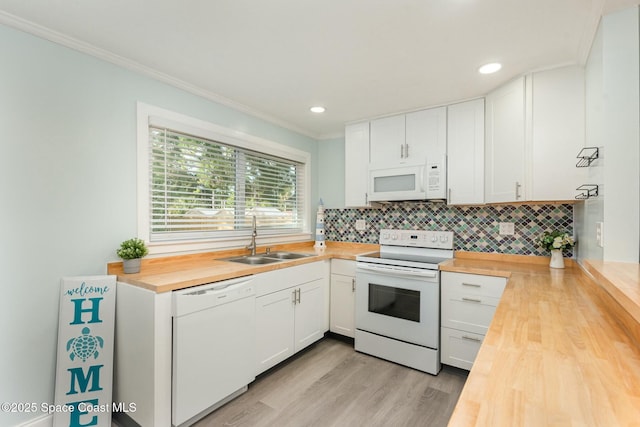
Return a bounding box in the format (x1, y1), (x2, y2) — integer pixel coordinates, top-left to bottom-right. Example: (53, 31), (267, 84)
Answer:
(149, 126), (305, 241)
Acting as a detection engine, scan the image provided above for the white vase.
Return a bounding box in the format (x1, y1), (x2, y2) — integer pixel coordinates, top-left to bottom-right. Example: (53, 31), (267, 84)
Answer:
(123, 258), (141, 274)
(549, 249), (565, 269)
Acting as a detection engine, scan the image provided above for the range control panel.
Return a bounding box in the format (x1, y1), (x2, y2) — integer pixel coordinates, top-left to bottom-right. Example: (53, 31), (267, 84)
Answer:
(379, 229), (454, 250)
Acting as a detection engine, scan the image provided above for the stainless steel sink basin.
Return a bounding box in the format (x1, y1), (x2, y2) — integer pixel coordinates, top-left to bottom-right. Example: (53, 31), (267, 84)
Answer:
(260, 251), (314, 260)
(222, 255), (282, 265)
(222, 251), (315, 265)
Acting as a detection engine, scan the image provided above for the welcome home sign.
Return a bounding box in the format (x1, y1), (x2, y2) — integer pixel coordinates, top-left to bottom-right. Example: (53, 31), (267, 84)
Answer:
(53, 276), (116, 427)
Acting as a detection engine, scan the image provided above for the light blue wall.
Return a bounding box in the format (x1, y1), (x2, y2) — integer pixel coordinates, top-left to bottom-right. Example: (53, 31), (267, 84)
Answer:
(575, 6), (640, 263)
(575, 20), (605, 262)
(0, 23), (317, 425)
(317, 137), (346, 208)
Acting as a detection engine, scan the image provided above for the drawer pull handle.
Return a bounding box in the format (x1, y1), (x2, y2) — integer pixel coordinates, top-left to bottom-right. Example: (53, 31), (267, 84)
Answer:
(462, 282), (481, 288)
(462, 297), (482, 303)
(462, 335), (482, 342)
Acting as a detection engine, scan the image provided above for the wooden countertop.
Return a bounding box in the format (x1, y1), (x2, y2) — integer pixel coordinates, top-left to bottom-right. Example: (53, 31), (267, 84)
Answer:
(106, 241), (378, 293)
(109, 242), (640, 424)
(445, 256), (640, 426)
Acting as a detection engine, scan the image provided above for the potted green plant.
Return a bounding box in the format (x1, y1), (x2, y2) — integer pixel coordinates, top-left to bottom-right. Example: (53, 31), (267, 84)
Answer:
(538, 230), (574, 269)
(117, 238), (149, 274)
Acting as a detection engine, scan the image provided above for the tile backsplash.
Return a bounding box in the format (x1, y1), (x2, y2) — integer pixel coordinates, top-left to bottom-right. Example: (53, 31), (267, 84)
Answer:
(324, 202), (574, 257)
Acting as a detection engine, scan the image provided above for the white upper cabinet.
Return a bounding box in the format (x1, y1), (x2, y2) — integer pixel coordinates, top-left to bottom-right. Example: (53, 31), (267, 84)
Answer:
(406, 107), (447, 164)
(369, 107), (446, 169)
(485, 66), (586, 203)
(485, 76), (527, 203)
(344, 122), (371, 207)
(369, 115), (405, 168)
(529, 65), (586, 201)
(447, 99), (485, 205)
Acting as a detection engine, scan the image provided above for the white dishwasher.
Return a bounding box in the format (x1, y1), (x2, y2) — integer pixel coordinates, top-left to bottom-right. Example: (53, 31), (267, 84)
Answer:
(172, 276), (256, 427)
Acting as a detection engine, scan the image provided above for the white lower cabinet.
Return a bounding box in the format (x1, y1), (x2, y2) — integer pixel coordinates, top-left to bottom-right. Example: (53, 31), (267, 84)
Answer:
(254, 261), (329, 375)
(441, 271), (506, 370)
(330, 259), (356, 338)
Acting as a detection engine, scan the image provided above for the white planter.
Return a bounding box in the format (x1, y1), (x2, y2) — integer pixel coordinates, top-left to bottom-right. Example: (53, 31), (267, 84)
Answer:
(122, 258), (141, 274)
(549, 249), (565, 269)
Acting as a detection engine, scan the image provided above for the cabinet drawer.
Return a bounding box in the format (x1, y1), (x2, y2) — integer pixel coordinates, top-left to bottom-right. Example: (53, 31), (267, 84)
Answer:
(441, 295), (499, 335)
(441, 327), (484, 371)
(331, 259), (356, 276)
(442, 271), (506, 299)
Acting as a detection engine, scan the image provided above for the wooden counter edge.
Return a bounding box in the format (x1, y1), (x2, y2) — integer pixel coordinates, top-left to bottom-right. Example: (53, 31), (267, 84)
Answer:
(581, 260), (640, 347)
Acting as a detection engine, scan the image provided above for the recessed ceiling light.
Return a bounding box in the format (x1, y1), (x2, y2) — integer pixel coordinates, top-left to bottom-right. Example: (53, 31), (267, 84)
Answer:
(310, 106), (326, 113)
(478, 63), (502, 74)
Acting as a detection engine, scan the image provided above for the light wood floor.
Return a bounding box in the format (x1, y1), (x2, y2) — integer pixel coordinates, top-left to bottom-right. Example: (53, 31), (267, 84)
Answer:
(194, 336), (468, 427)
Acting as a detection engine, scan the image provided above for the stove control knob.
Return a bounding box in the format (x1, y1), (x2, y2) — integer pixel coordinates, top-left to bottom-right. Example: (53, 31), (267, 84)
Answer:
(382, 232), (390, 240)
(440, 235), (448, 243)
(431, 236), (438, 243)
(391, 234), (398, 240)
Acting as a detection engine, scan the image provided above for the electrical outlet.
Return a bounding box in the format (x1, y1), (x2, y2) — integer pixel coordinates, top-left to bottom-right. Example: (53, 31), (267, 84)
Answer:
(499, 222), (515, 236)
(355, 219), (366, 231)
(596, 221), (604, 247)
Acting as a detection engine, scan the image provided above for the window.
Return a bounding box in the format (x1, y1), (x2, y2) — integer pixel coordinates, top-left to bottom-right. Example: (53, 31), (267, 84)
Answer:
(137, 103), (310, 252)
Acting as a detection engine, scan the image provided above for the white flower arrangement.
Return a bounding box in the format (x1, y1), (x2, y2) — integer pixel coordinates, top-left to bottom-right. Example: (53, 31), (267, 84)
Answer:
(538, 231), (574, 252)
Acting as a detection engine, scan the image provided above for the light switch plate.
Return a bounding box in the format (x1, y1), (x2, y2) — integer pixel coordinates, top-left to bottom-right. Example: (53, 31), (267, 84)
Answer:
(499, 222), (515, 236)
(596, 221), (604, 247)
(355, 219), (366, 231)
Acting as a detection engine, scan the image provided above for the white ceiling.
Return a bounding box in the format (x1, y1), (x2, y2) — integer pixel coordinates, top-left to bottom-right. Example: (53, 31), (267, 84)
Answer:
(0, 0), (637, 139)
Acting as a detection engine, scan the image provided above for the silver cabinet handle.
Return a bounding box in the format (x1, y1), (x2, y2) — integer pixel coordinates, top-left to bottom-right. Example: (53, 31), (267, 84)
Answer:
(462, 282), (481, 288)
(462, 297), (482, 303)
(292, 289), (297, 304)
(405, 143), (409, 157)
(400, 144), (404, 158)
(515, 181), (522, 199)
(462, 335), (482, 342)
(296, 288), (301, 304)
(352, 278), (356, 292)
(448, 188), (451, 202)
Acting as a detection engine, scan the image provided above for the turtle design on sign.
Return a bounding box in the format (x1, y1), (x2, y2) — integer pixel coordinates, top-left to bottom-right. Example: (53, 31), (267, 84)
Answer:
(67, 327), (104, 362)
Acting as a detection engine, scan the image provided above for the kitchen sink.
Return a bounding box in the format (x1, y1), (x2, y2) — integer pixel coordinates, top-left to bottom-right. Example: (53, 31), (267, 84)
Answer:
(222, 255), (282, 265)
(222, 251), (315, 265)
(259, 251), (315, 260)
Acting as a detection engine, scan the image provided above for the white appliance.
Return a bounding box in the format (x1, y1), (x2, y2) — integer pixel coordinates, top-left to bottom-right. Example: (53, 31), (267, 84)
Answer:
(355, 229), (454, 375)
(368, 156), (447, 202)
(172, 277), (256, 427)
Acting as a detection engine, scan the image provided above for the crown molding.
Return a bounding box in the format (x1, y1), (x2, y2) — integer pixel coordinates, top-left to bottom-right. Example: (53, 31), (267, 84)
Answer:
(0, 10), (321, 140)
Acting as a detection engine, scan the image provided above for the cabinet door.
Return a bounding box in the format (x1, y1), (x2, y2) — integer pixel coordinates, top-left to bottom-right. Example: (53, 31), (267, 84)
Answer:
(294, 279), (325, 352)
(440, 327), (484, 371)
(255, 289), (295, 374)
(485, 76), (526, 203)
(530, 65), (586, 200)
(329, 273), (356, 338)
(405, 106), (447, 165)
(345, 122), (371, 207)
(447, 99), (485, 205)
(370, 115), (405, 168)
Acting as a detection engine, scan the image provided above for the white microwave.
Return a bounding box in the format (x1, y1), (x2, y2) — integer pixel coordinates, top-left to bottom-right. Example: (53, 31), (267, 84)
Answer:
(368, 157), (446, 202)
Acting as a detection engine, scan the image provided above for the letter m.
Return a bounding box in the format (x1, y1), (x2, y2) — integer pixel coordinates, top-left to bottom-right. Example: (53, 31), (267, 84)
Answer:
(66, 365), (104, 395)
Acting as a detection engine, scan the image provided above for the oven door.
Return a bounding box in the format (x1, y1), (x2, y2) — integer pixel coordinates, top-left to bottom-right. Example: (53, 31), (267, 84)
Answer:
(355, 262), (439, 348)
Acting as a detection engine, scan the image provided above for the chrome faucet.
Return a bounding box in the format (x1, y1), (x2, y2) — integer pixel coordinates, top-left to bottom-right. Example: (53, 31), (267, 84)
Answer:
(246, 215), (257, 255)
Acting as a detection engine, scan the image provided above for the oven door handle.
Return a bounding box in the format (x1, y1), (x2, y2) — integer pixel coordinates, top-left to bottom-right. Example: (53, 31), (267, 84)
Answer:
(356, 262), (438, 279)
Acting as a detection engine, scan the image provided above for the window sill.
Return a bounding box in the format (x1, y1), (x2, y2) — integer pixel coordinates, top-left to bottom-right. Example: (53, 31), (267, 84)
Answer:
(145, 233), (314, 257)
